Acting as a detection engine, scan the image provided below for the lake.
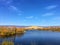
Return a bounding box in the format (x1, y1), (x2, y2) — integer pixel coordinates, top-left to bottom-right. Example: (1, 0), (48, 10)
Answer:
(0, 30), (60, 45)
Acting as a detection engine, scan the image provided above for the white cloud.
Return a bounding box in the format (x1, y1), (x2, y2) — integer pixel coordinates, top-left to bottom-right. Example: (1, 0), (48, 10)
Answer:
(0, 0), (20, 11)
(42, 13), (54, 16)
(9, 5), (22, 16)
(9, 5), (22, 12)
(6, 1), (12, 4)
(53, 17), (60, 20)
(18, 14), (22, 16)
(0, 0), (12, 4)
(0, 0), (22, 16)
(46, 5), (57, 10)
(24, 20), (26, 21)
(10, 5), (18, 11)
(26, 16), (34, 19)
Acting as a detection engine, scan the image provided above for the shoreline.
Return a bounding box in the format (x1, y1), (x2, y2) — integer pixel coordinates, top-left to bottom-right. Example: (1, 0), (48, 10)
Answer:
(0, 26), (60, 37)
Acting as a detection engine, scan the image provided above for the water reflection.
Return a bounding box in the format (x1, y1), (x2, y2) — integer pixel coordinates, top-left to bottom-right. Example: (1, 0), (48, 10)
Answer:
(2, 40), (14, 45)
(0, 34), (23, 45)
(0, 30), (60, 45)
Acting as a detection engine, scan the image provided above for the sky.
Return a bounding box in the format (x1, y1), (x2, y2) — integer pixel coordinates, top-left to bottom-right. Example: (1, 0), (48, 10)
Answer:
(0, 0), (60, 26)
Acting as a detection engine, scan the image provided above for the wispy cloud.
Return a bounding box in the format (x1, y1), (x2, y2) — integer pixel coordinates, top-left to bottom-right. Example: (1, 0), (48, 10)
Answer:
(26, 16), (34, 19)
(0, 0), (22, 15)
(10, 5), (18, 11)
(0, 0), (17, 11)
(6, 1), (12, 4)
(0, 0), (12, 4)
(9, 5), (22, 15)
(45, 5), (57, 10)
(24, 20), (26, 21)
(18, 14), (22, 16)
(53, 17), (60, 20)
(42, 13), (54, 16)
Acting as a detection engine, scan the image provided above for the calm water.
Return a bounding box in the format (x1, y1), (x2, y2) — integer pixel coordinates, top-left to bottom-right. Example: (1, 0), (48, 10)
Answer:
(0, 30), (60, 45)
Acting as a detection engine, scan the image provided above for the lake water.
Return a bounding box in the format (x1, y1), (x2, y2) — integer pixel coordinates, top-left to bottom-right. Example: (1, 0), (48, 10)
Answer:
(0, 30), (60, 45)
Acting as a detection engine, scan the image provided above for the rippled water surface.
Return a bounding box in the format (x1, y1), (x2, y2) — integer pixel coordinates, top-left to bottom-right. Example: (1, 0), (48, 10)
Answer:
(0, 30), (60, 45)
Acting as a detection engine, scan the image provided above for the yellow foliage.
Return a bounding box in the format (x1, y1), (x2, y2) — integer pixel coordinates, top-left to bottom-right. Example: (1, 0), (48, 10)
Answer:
(2, 41), (14, 45)
(0, 32), (4, 35)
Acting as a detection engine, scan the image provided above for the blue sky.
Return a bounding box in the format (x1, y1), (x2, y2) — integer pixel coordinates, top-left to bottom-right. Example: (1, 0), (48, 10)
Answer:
(0, 0), (60, 26)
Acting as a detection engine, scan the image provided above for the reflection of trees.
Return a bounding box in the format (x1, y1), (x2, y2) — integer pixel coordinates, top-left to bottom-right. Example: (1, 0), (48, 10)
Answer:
(0, 36), (15, 45)
(2, 40), (14, 45)
(0, 34), (23, 45)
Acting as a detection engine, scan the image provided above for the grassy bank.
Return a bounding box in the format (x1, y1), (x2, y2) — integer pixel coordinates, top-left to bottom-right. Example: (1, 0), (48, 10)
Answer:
(0, 26), (60, 37)
(0, 27), (25, 37)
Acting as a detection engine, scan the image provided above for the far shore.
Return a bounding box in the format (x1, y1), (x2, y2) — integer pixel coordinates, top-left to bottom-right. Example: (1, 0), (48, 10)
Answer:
(0, 26), (60, 37)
